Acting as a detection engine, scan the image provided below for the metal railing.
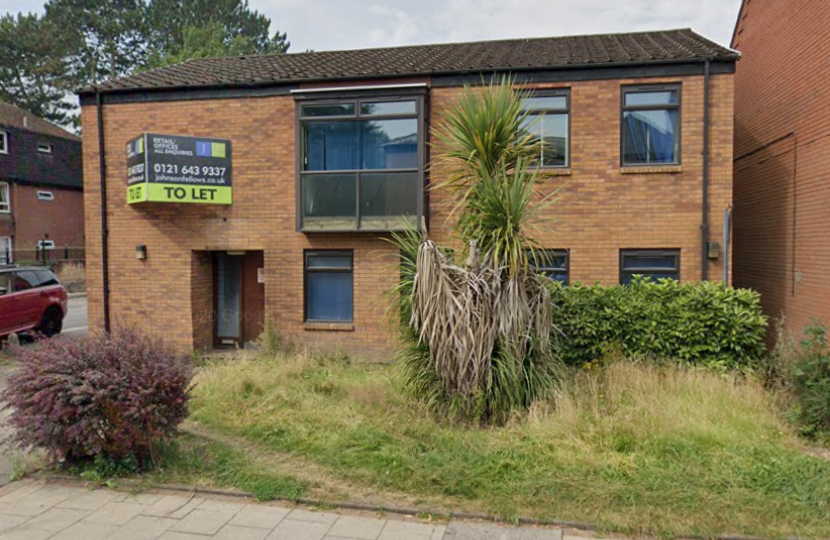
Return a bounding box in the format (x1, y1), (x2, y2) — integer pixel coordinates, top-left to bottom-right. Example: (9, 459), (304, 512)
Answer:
(1, 247), (86, 269)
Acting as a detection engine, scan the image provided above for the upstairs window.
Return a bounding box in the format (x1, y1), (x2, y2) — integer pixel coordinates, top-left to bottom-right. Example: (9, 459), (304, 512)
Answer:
(622, 85), (680, 166)
(37, 142), (53, 154)
(298, 96), (423, 232)
(521, 90), (570, 168)
(0, 182), (9, 213)
(0, 131), (7, 154)
(529, 249), (569, 284)
(620, 249), (680, 284)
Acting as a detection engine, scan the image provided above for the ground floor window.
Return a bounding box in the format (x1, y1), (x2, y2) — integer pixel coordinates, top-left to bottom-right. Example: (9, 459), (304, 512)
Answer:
(529, 249), (569, 284)
(0, 237), (11, 265)
(305, 250), (354, 322)
(620, 249), (680, 284)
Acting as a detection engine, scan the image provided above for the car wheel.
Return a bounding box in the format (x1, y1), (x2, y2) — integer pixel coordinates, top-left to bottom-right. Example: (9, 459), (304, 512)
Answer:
(38, 307), (63, 338)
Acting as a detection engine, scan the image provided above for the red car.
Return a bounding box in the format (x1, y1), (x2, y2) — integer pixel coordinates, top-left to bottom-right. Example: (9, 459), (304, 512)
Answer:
(0, 266), (67, 339)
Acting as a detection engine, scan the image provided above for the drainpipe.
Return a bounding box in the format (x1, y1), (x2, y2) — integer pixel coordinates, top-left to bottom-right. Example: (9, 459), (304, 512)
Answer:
(701, 58), (712, 281)
(96, 89), (111, 333)
(723, 205), (732, 284)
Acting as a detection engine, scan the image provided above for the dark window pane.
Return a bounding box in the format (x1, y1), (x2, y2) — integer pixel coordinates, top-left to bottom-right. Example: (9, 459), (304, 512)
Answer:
(361, 119), (418, 169)
(13, 271), (38, 291)
(308, 255), (352, 270)
(304, 122), (360, 171)
(522, 95), (567, 111)
(302, 174), (357, 230)
(34, 270), (59, 287)
(360, 172), (418, 229)
(621, 272), (678, 285)
(624, 91), (678, 107)
(622, 254), (677, 270)
(542, 271), (569, 283)
(622, 110), (678, 165)
(523, 114), (569, 167)
(361, 100), (417, 116)
(302, 103), (356, 117)
(307, 271), (353, 321)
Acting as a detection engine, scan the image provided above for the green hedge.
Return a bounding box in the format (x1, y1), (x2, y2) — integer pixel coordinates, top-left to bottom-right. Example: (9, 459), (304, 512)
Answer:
(549, 278), (768, 369)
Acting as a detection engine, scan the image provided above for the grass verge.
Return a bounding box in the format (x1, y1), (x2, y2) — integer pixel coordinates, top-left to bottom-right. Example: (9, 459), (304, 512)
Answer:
(186, 351), (830, 539)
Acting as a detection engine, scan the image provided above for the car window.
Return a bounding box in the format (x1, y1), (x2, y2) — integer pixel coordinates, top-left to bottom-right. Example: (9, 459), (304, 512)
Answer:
(0, 273), (10, 296)
(34, 269), (60, 287)
(13, 271), (39, 292)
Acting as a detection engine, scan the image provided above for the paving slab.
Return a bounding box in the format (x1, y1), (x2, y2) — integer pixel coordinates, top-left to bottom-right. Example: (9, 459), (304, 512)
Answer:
(0, 523), (56, 540)
(57, 488), (119, 511)
(50, 521), (119, 540)
(288, 508), (340, 524)
(379, 520), (437, 540)
(22, 507), (90, 532)
(327, 515), (386, 539)
(141, 494), (204, 519)
(107, 515), (178, 540)
(215, 524), (272, 540)
(169, 508), (234, 535)
(445, 522), (563, 540)
(228, 504), (290, 529)
(0, 514), (29, 534)
(84, 501), (148, 525)
(268, 518), (333, 540)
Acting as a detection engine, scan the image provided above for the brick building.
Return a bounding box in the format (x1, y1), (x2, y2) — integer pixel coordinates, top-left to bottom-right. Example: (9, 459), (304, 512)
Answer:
(78, 29), (738, 359)
(0, 102), (85, 265)
(732, 0), (830, 340)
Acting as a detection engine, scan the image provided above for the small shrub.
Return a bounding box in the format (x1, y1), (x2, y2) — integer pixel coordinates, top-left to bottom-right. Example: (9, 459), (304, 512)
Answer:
(1, 328), (194, 469)
(789, 322), (830, 439)
(549, 278), (768, 370)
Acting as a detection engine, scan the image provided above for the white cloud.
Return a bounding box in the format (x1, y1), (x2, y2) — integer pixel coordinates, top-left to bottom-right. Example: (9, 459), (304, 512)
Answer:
(1, 0), (743, 53)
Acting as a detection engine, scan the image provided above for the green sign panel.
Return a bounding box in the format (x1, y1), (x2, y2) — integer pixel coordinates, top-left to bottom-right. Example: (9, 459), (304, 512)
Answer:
(126, 133), (232, 205)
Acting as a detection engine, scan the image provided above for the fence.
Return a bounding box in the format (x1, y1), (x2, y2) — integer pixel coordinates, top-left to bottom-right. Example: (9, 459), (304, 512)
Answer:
(1, 246), (86, 270)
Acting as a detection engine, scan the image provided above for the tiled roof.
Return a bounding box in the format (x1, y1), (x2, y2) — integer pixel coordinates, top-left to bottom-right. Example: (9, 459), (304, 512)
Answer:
(83, 28), (737, 94)
(0, 102), (80, 141)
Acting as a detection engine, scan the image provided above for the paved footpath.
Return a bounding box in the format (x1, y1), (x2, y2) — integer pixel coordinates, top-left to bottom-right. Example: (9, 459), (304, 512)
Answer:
(0, 480), (576, 540)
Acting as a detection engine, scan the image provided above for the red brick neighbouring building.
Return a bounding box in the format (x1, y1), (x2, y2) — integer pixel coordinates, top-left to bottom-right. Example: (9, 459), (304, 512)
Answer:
(732, 0), (830, 341)
(78, 29), (738, 360)
(0, 101), (85, 265)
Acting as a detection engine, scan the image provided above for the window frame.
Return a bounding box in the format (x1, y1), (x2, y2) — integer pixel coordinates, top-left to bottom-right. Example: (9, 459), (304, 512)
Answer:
(303, 249), (355, 323)
(619, 249), (681, 284)
(522, 89), (571, 169)
(0, 182), (9, 213)
(620, 84), (682, 167)
(37, 142), (53, 154)
(0, 237), (12, 265)
(529, 248), (570, 284)
(294, 89), (427, 233)
(0, 131), (7, 155)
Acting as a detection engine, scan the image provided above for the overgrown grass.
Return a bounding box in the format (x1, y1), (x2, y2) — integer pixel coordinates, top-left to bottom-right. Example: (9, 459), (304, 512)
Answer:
(188, 351), (830, 539)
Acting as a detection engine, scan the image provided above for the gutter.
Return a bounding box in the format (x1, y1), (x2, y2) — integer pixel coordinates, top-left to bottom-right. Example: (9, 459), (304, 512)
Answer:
(701, 58), (712, 281)
(95, 90), (111, 333)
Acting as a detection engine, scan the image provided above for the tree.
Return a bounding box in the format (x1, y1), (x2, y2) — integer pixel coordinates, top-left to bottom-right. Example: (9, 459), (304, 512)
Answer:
(0, 13), (75, 126)
(144, 0), (288, 66)
(44, 0), (148, 86)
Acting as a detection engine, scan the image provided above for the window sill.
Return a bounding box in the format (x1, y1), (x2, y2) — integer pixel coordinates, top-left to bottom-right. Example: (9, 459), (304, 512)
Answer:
(621, 165), (682, 174)
(304, 322), (355, 332)
(538, 168), (571, 176)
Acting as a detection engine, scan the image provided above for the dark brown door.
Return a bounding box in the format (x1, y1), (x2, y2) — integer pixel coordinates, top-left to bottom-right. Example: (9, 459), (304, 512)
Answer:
(214, 251), (265, 348)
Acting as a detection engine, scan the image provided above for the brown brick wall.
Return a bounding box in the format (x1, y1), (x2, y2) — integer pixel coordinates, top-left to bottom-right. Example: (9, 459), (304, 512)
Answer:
(81, 71), (733, 359)
(733, 0), (830, 340)
(0, 183), (85, 256)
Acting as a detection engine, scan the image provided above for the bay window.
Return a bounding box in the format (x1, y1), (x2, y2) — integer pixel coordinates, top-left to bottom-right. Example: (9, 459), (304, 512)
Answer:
(298, 95), (424, 231)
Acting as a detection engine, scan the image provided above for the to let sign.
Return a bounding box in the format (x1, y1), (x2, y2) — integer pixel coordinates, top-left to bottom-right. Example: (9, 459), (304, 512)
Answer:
(126, 133), (232, 205)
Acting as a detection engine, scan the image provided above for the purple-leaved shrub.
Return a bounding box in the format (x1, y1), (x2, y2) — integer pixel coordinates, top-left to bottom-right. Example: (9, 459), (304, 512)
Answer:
(1, 328), (194, 468)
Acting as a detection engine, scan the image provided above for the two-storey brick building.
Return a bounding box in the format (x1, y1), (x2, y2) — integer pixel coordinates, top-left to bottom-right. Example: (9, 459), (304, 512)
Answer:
(0, 101), (85, 265)
(732, 0), (830, 341)
(78, 29), (738, 359)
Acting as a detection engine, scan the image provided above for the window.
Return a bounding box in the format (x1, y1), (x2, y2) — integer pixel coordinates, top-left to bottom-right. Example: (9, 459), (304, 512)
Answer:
(521, 90), (570, 168)
(0, 131), (7, 154)
(0, 182), (9, 213)
(37, 190), (54, 201)
(34, 269), (60, 287)
(37, 142), (53, 154)
(13, 271), (38, 292)
(620, 249), (680, 284)
(621, 85), (680, 166)
(304, 251), (353, 322)
(299, 96), (423, 231)
(0, 237), (11, 265)
(529, 249), (569, 284)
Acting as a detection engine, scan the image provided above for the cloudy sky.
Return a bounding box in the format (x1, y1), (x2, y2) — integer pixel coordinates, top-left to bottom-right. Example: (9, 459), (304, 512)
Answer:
(1, 0), (744, 52)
